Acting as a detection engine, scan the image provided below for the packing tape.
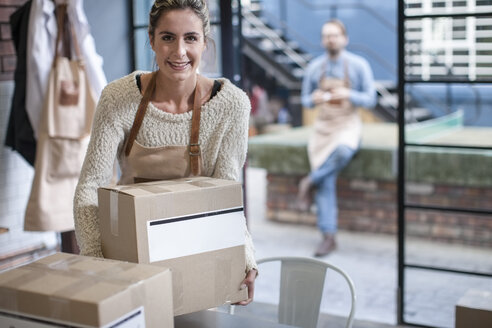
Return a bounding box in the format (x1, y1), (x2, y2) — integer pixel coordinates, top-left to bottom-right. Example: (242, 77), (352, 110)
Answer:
(48, 296), (71, 323)
(96, 261), (146, 284)
(116, 184), (164, 195)
(215, 257), (233, 302)
(137, 185), (171, 194)
(48, 272), (142, 325)
(0, 269), (43, 313)
(110, 189), (119, 236)
(44, 252), (84, 270)
(0, 255), (156, 326)
(172, 269), (185, 314)
(86, 260), (143, 281)
(29, 256), (146, 286)
(189, 180), (216, 188)
(130, 281), (146, 318)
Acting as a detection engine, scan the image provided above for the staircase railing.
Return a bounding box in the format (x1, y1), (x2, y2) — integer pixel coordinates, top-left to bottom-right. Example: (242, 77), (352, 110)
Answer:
(248, 0), (397, 77)
(242, 10), (309, 70)
(241, 0), (400, 122)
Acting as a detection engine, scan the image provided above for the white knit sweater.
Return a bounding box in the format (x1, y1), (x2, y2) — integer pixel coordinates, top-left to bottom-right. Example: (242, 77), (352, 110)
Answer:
(74, 71), (257, 271)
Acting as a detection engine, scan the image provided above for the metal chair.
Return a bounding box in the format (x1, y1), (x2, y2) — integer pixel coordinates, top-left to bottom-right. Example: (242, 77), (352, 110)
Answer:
(239, 256), (357, 328)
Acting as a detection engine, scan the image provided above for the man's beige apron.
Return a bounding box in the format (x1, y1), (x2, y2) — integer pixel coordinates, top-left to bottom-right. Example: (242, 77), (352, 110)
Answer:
(119, 71), (205, 184)
(308, 61), (361, 171)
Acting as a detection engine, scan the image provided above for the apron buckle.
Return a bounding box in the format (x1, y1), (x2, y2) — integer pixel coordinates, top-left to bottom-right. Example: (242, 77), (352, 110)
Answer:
(189, 143), (201, 156)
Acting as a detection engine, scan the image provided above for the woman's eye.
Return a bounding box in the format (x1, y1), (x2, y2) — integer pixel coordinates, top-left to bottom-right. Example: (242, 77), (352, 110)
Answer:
(186, 36), (197, 42)
(161, 35), (173, 41)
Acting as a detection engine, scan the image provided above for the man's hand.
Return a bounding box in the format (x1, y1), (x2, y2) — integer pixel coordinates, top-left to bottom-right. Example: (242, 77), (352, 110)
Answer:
(311, 89), (328, 105)
(329, 86), (350, 102)
(234, 269), (257, 306)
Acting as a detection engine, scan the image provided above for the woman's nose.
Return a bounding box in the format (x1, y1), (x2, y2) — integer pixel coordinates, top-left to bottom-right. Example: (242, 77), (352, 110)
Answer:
(175, 39), (186, 57)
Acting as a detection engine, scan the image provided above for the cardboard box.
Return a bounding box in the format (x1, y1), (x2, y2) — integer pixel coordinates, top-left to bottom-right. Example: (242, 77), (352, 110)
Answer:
(99, 177), (248, 316)
(455, 289), (492, 328)
(0, 252), (173, 327)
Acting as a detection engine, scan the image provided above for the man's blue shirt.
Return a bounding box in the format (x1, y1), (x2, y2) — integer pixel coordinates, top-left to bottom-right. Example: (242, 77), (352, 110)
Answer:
(301, 50), (377, 109)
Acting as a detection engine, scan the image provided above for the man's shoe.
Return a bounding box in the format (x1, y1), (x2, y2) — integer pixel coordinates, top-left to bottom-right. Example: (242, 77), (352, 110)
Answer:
(297, 176), (313, 211)
(314, 233), (337, 257)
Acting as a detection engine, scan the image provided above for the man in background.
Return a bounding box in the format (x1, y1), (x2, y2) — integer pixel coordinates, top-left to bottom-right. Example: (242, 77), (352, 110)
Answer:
(298, 19), (376, 257)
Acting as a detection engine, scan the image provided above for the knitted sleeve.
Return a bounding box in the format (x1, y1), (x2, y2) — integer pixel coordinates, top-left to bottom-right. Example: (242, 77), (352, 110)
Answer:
(211, 87), (250, 181)
(210, 87), (258, 273)
(73, 84), (126, 257)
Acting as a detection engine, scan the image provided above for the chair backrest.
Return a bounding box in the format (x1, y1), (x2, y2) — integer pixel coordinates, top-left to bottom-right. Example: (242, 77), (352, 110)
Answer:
(257, 256), (356, 328)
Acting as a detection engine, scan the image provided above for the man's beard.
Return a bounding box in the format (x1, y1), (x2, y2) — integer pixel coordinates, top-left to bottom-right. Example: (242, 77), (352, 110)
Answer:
(327, 48), (341, 57)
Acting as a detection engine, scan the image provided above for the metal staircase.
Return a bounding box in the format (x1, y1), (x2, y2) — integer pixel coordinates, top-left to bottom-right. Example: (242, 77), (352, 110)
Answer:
(241, 0), (311, 89)
(240, 1), (312, 125)
(240, 1), (407, 125)
(241, 0), (492, 125)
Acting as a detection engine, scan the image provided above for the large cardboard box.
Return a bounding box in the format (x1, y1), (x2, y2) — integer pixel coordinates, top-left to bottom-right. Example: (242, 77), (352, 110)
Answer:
(455, 289), (492, 328)
(99, 177), (248, 316)
(0, 252), (173, 327)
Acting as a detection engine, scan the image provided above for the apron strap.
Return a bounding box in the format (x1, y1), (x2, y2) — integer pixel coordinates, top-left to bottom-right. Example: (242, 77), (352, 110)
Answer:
(318, 55), (351, 88)
(54, 4), (72, 66)
(343, 60), (351, 88)
(125, 72), (203, 176)
(125, 71), (157, 156)
(318, 58), (327, 87)
(189, 76), (202, 176)
(53, 3), (83, 66)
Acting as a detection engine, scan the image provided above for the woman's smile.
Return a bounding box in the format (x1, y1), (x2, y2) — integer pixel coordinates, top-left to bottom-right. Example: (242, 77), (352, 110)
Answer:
(167, 60), (191, 70)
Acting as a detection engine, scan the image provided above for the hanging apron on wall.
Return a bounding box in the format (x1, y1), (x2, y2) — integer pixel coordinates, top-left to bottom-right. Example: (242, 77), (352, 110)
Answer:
(24, 4), (96, 232)
(307, 60), (361, 171)
(119, 71), (205, 185)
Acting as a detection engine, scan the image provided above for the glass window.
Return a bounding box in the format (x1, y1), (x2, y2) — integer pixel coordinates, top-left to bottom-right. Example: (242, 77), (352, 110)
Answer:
(405, 16), (492, 82)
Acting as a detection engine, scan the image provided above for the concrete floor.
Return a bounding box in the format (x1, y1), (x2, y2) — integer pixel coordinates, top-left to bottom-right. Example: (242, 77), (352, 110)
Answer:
(242, 167), (492, 328)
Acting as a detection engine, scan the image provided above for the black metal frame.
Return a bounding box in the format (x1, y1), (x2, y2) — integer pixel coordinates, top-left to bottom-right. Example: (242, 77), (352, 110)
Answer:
(397, 1), (492, 327)
(127, 0), (136, 71)
(219, 0), (242, 86)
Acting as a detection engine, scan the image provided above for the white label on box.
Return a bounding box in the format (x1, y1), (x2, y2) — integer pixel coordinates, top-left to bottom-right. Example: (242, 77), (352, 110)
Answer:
(147, 207), (246, 263)
(0, 307), (145, 328)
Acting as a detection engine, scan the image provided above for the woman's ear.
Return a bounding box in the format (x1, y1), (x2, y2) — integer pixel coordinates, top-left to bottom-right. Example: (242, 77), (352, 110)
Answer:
(149, 31), (155, 51)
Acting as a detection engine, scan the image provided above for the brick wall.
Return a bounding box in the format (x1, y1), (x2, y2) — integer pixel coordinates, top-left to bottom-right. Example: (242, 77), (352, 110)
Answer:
(266, 174), (492, 248)
(0, 0), (27, 81)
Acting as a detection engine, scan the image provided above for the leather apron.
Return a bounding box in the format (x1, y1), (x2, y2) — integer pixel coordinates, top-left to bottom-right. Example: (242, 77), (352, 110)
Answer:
(308, 60), (361, 171)
(119, 72), (204, 184)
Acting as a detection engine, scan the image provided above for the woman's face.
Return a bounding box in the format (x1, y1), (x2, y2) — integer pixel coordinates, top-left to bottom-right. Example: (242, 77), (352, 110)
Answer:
(150, 8), (206, 82)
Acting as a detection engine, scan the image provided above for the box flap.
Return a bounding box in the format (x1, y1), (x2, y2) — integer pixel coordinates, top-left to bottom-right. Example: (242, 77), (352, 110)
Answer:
(99, 177), (240, 197)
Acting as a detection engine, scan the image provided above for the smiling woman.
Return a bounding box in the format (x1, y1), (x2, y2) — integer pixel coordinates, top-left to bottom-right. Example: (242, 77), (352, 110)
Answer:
(73, 0), (258, 307)
(147, 8), (208, 112)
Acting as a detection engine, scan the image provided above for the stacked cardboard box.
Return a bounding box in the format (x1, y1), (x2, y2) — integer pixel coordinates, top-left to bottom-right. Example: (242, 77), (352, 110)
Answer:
(99, 177), (248, 315)
(455, 289), (492, 328)
(0, 252), (173, 327)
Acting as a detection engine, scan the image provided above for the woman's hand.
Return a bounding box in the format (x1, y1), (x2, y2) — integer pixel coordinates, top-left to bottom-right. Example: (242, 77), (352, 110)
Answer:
(234, 269), (258, 306)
